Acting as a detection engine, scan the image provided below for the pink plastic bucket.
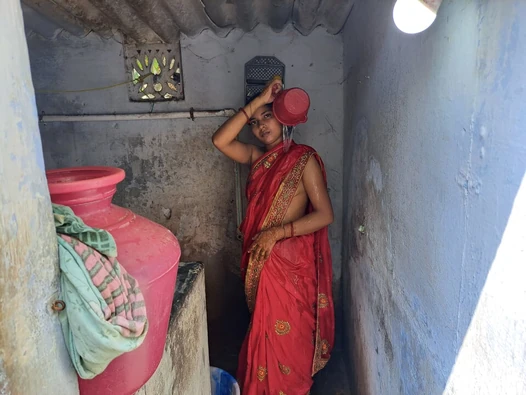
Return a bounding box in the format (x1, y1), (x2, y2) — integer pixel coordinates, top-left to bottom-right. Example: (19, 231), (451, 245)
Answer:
(272, 88), (310, 126)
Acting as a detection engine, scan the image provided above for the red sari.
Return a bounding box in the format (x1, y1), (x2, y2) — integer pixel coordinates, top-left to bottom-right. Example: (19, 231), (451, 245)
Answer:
(237, 141), (335, 395)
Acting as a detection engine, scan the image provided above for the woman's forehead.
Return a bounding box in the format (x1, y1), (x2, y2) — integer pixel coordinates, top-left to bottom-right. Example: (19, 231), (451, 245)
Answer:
(253, 105), (272, 118)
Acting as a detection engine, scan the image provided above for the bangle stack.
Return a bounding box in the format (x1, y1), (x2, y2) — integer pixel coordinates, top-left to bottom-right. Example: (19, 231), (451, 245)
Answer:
(281, 222), (295, 239)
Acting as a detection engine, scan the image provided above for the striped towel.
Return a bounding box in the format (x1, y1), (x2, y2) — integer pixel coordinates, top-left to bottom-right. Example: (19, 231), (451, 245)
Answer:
(54, 204), (117, 257)
(53, 204), (148, 379)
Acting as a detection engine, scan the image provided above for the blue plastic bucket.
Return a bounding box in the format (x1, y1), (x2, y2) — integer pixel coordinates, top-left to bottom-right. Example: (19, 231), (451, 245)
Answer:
(210, 366), (240, 395)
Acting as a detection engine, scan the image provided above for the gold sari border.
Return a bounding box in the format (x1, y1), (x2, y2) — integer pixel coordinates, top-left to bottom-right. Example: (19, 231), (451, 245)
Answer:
(244, 150), (314, 312)
(250, 143), (284, 175)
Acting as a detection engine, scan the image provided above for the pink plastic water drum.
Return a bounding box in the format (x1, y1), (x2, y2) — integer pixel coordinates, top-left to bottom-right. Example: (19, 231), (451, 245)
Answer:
(272, 87), (310, 126)
(47, 166), (181, 395)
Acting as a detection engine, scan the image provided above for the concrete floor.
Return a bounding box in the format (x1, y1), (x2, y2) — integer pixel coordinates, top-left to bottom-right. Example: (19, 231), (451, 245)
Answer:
(310, 349), (351, 395)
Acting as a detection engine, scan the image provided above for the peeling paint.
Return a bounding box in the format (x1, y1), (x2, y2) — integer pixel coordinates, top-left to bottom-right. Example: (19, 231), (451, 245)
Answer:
(366, 157), (383, 193)
(1, 0), (78, 393)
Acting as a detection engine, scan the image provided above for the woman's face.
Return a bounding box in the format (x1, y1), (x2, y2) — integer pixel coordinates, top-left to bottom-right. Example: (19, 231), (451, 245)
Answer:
(249, 105), (283, 148)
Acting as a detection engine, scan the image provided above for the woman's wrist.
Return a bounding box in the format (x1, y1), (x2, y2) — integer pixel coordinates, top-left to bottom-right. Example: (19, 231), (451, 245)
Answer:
(251, 95), (265, 110)
(268, 226), (284, 242)
(239, 98), (261, 122)
(238, 107), (250, 123)
(270, 223), (294, 241)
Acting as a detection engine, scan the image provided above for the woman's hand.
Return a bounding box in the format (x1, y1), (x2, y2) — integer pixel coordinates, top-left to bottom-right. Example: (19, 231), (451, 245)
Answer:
(257, 78), (283, 105)
(248, 227), (284, 262)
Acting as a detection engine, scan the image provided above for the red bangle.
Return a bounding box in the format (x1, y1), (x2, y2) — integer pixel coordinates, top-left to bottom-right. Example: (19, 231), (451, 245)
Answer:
(290, 222), (294, 237)
(239, 108), (250, 123)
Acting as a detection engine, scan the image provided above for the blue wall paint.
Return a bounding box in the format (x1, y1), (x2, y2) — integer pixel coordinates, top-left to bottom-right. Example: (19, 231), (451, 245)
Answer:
(342, 1), (526, 394)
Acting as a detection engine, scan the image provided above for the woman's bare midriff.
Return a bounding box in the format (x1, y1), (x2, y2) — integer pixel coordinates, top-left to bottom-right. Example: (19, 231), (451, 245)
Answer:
(282, 180), (308, 225)
(251, 147), (309, 225)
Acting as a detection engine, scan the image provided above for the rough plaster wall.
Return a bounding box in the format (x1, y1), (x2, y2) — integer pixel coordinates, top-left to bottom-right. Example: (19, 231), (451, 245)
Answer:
(0, 0), (78, 393)
(342, 1), (526, 394)
(137, 262), (211, 395)
(27, 25), (344, 320)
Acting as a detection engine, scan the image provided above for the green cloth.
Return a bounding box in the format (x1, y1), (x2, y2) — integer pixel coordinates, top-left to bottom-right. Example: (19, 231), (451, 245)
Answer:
(53, 204), (117, 257)
(53, 204), (148, 379)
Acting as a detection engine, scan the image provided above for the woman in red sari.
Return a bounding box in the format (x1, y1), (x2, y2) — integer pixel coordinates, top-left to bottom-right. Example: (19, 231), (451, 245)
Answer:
(212, 79), (335, 395)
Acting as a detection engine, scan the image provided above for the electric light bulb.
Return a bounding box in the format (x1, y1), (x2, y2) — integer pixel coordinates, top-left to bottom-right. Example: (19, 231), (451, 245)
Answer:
(393, 0), (442, 34)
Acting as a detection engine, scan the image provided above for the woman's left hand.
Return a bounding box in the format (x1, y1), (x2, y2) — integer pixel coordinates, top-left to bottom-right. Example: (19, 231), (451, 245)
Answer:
(248, 227), (282, 262)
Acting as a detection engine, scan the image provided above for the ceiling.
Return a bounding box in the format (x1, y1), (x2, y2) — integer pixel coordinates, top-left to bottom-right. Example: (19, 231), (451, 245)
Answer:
(22, 0), (355, 43)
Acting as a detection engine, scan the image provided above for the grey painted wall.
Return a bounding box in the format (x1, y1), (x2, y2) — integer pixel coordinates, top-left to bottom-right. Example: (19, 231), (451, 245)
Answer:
(0, 0), (78, 393)
(27, 25), (344, 321)
(342, 1), (526, 394)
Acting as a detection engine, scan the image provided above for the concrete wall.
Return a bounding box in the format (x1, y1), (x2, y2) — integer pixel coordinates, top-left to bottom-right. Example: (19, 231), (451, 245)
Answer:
(342, 1), (526, 394)
(27, 25), (344, 321)
(137, 262), (211, 395)
(0, 0), (78, 393)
